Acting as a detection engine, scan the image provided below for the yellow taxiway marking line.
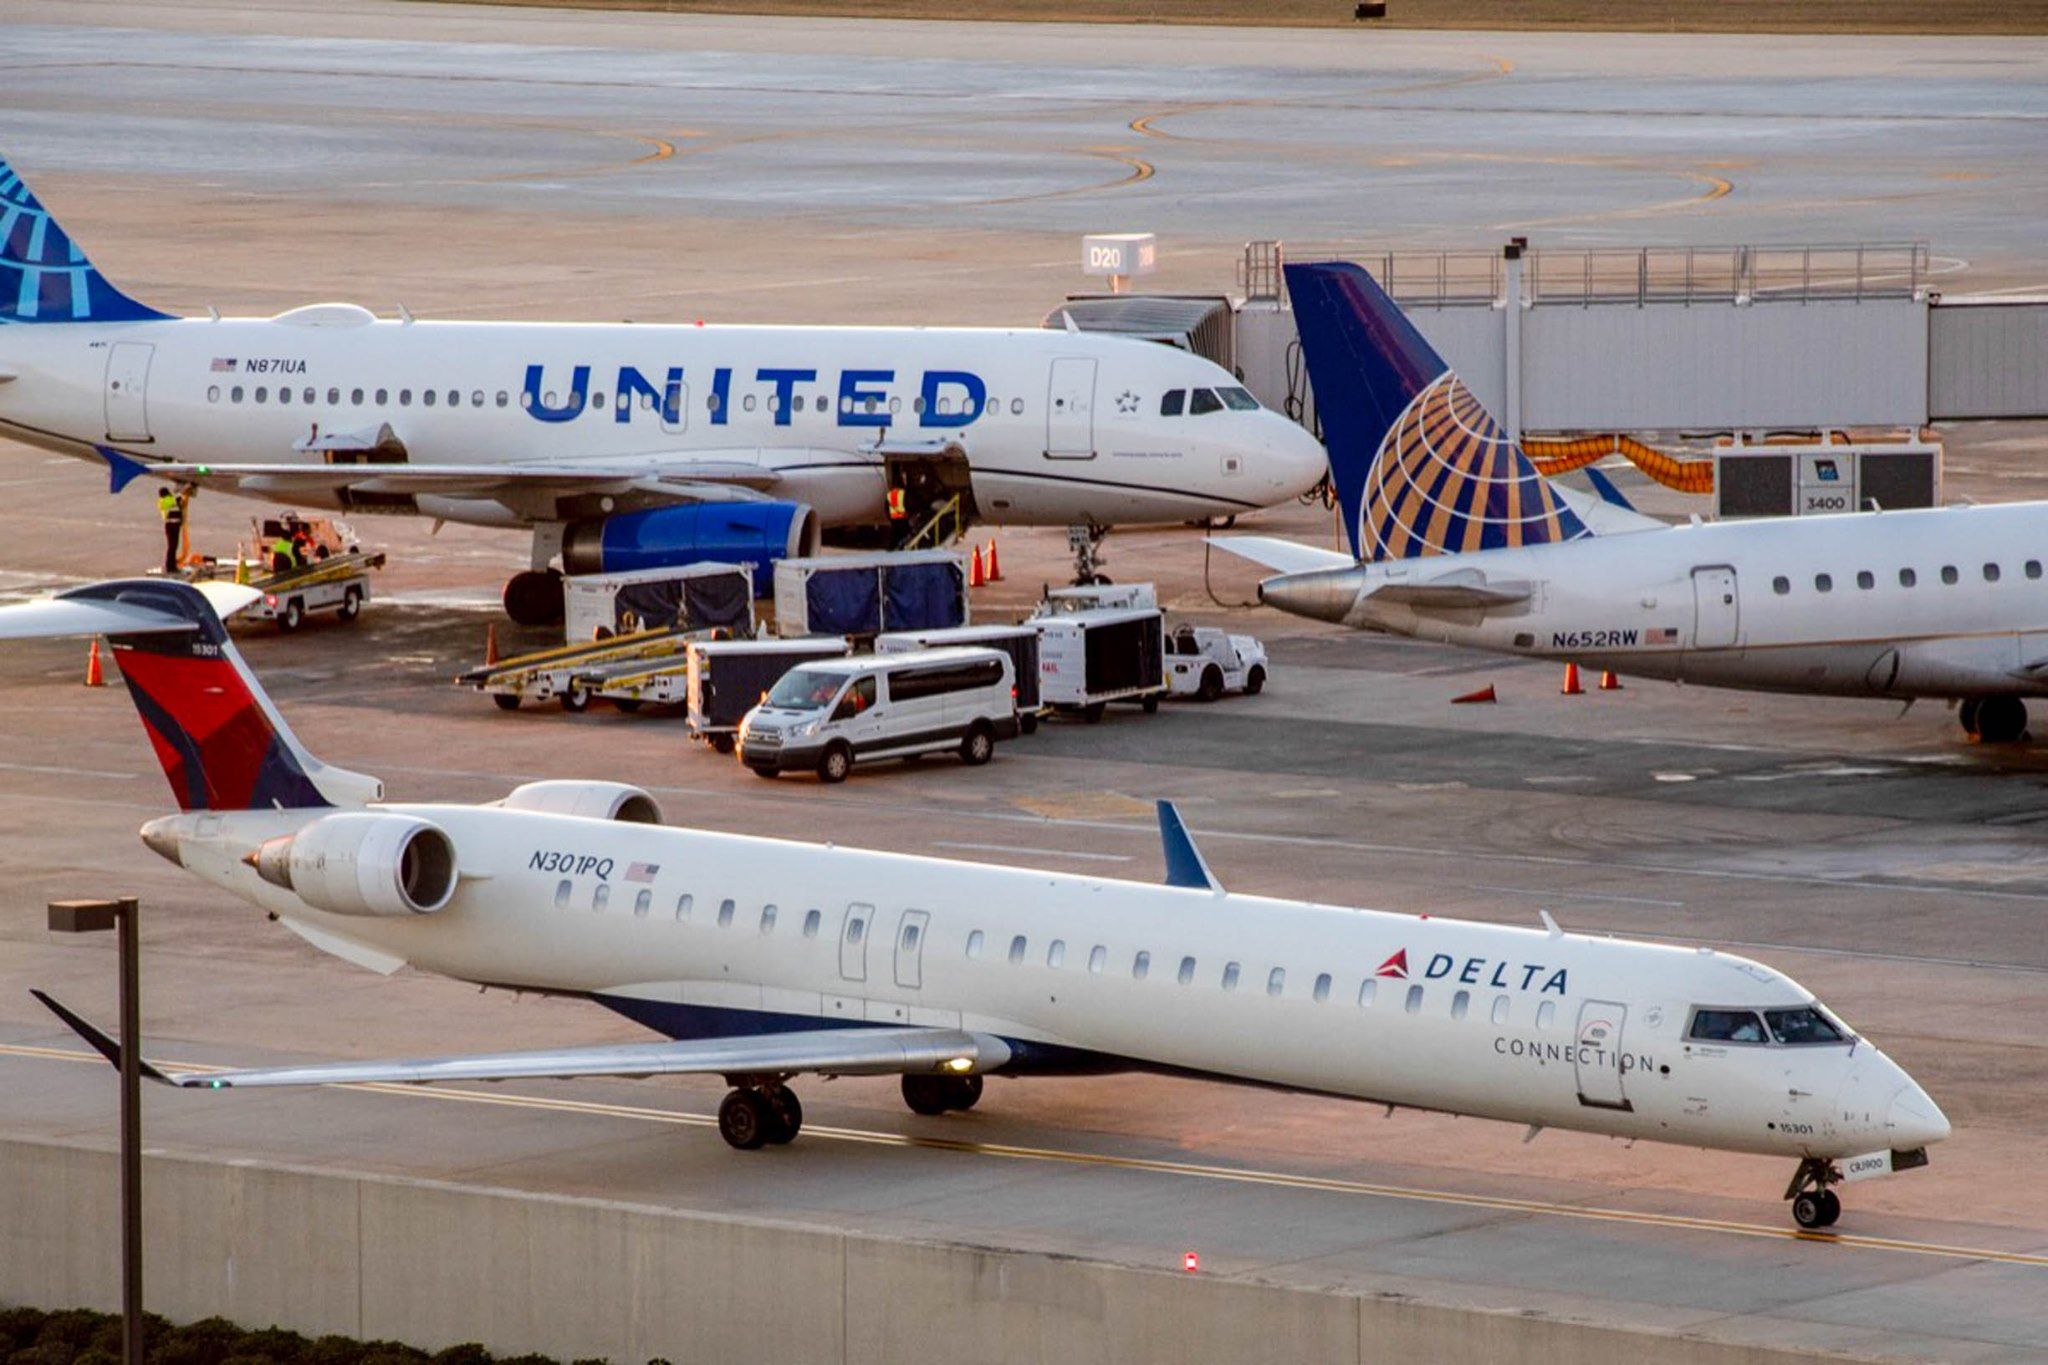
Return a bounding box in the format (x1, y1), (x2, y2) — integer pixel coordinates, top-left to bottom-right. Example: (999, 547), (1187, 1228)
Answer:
(7, 1042), (2045, 1269)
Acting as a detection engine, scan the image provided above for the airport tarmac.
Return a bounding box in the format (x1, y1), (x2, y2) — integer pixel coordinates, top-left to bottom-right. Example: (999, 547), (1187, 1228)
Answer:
(3, 3), (2048, 1359)
(5, 0), (2048, 299)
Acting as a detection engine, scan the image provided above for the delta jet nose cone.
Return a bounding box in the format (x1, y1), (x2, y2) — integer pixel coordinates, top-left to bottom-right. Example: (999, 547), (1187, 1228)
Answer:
(1888, 1083), (1951, 1148)
(139, 816), (183, 866)
(1259, 566), (1362, 624)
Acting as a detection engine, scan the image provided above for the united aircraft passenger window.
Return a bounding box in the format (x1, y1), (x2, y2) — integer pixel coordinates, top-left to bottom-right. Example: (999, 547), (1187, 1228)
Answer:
(327, 388), (340, 404)
(966, 929), (984, 958)
(1985, 563), (2002, 582)
(423, 390), (436, 407)
(376, 389), (388, 404)
(1772, 577), (1790, 595)
(1941, 566), (1959, 585)
(1899, 568), (1917, 587)
(1857, 571), (1874, 589)
(207, 387), (220, 403)
(280, 388), (293, 405)
(1009, 398), (1021, 415)
(352, 389), (365, 405)
(1814, 574), (1832, 593)
(2030, 561), (2044, 579)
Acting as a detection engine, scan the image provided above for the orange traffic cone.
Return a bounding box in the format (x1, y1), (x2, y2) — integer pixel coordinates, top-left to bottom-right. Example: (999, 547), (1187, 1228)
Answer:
(1560, 662), (1583, 696)
(1451, 684), (1496, 705)
(85, 637), (105, 688)
(484, 622), (500, 666)
(969, 544), (987, 588)
(985, 539), (1003, 581)
(1598, 669), (1622, 691)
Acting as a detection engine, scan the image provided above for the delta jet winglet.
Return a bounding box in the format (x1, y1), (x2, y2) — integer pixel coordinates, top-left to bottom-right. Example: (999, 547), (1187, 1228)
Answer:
(1223, 261), (2048, 743)
(12, 578), (1945, 1229)
(0, 154), (1325, 622)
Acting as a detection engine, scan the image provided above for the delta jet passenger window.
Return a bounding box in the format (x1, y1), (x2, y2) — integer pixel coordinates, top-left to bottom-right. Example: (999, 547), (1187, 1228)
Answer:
(1178, 956), (1196, 985)
(554, 880), (572, 908)
(1088, 946), (1107, 973)
(761, 905), (778, 934)
(1267, 968), (1285, 997)
(803, 910), (821, 939)
(1404, 984), (1424, 1014)
(1047, 940), (1065, 968)
(675, 893), (694, 921)
(1313, 973), (1331, 1003)
(1221, 962), (1241, 991)
(966, 929), (984, 958)
(1358, 979), (1377, 1007)
(1009, 935), (1027, 964)
(1132, 950), (1151, 979)
(717, 898), (736, 927)
(633, 890), (651, 918)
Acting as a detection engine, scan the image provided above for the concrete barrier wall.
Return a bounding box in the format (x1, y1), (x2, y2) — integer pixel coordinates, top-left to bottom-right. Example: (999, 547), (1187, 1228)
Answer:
(0, 1138), (1858, 1365)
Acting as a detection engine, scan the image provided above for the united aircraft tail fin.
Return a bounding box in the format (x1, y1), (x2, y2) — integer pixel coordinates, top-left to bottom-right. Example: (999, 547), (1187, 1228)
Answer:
(1284, 260), (1588, 563)
(1, 154), (170, 324)
(0, 579), (380, 810)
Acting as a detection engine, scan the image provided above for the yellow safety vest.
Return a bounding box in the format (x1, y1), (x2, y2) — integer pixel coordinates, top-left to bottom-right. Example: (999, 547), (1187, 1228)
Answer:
(270, 537), (295, 563)
(158, 492), (181, 520)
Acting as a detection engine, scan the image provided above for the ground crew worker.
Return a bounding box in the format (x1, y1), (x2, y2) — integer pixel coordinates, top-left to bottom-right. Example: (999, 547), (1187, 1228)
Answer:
(887, 485), (907, 522)
(156, 486), (185, 574)
(269, 530), (298, 573)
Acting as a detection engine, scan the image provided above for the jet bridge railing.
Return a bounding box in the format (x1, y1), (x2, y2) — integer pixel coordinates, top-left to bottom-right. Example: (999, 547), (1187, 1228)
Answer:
(1241, 240), (1931, 308)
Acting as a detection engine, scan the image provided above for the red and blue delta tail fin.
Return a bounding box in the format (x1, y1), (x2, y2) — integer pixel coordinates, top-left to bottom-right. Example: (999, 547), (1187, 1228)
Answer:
(0, 580), (378, 811)
(1284, 261), (1589, 563)
(1, 153), (170, 325)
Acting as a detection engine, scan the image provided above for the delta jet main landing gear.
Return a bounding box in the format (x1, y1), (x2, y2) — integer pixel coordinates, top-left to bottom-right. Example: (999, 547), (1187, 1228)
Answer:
(717, 1078), (805, 1149)
(1958, 695), (2029, 744)
(1785, 1157), (1844, 1230)
(714, 1072), (983, 1149)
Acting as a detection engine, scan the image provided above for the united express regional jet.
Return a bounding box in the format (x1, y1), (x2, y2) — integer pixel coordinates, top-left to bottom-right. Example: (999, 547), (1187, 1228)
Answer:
(14, 577), (1946, 1230)
(1225, 262), (2048, 744)
(0, 154), (1325, 621)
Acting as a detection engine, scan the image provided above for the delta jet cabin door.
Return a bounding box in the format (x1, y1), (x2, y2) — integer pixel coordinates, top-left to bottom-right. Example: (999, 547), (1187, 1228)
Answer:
(1045, 357), (1097, 458)
(1691, 566), (1739, 649)
(1573, 999), (1633, 1112)
(103, 342), (155, 443)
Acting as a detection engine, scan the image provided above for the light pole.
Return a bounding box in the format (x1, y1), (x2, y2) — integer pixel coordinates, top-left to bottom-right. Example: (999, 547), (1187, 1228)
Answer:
(47, 897), (143, 1365)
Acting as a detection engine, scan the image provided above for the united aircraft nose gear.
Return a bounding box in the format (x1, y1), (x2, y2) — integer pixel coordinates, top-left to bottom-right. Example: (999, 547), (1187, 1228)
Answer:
(1068, 521), (1111, 585)
(1785, 1157), (1844, 1229)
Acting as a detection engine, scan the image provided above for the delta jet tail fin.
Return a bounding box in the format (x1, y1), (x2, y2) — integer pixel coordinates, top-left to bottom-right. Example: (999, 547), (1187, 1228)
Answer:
(1284, 261), (1589, 563)
(1, 154), (171, 325)
(0, 579), (380, 810)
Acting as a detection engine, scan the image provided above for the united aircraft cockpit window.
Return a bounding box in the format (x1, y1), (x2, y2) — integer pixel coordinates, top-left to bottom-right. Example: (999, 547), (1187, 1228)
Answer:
(1217, 386), (1260, 411)
(1160, 390), (1185, 416)
(1189, 388), (1223, 416)
(1688, 1008), (1767, 1043)
(1764, 1007), (1848, 1045)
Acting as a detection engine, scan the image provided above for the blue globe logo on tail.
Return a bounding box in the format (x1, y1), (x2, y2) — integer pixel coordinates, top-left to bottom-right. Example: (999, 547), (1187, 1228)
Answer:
(0, 154), (169, 324)
(1284, 261), (1586, 563)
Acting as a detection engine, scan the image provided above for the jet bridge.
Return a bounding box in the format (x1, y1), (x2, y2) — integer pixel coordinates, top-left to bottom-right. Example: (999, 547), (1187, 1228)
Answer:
(1215, 241), (2048, 440)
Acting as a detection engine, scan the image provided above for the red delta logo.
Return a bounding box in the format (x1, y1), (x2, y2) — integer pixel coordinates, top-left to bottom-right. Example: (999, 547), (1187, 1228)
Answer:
(1375, 947), (1568, 995)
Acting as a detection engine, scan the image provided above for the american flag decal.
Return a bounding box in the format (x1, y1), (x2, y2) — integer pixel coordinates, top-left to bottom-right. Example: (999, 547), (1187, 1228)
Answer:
(625, 862), (659, 883)
(1646, 627), (1679, 645)
(211, 357), (237, 373)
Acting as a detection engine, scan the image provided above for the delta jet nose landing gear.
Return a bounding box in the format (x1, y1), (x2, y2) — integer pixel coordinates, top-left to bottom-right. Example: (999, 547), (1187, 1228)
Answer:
(1785, 1157), (1843, 1229)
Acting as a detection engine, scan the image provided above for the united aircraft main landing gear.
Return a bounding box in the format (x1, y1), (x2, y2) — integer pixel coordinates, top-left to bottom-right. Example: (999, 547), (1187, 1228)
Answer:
(717, 1079), (804, 1149)
(1785, 1157), (1844, 1229)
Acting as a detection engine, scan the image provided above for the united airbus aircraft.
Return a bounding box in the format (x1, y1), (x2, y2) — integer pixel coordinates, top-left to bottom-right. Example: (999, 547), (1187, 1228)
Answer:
(17, 578), (1946, 1229)
(0, 154), (1325, 621)
(1223, 262), (2048, 743)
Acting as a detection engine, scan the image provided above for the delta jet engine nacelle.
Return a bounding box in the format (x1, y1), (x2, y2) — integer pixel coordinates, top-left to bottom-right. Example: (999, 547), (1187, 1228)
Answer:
(496, 780), (664, 824)
(562, 502), (819, 597)
(252, 813), (458, 918)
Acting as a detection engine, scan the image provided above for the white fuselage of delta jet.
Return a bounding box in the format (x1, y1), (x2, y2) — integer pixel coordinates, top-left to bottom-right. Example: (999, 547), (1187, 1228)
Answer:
(148, 800), (1947, 1165)
(0, 310), (1325, 528)
(1269, 503), (2048, 700)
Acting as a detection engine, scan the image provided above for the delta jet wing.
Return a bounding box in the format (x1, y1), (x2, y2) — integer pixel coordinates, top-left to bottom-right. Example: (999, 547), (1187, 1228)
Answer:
(35, 993), (1011, 1090)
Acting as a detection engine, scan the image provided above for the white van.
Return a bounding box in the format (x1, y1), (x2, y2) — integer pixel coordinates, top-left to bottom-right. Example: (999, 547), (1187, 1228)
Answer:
(737, 647), (1018, 782)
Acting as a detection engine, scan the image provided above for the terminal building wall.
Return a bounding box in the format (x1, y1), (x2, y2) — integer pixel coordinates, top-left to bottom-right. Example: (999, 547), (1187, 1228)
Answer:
(2, 1137), (1881, 1365)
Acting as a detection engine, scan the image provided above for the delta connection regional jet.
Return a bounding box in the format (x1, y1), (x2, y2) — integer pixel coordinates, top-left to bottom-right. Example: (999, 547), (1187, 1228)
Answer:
(1223, 261), (2048, 744)
(12, 577), (1945, 1230)
(0, 153), (1324, 622)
